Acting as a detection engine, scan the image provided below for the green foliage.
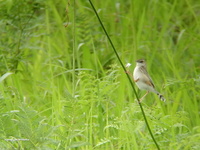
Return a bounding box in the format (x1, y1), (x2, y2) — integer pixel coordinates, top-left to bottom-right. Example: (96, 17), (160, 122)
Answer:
(0, 0), (200, 149)
(0, 0), (45, 73)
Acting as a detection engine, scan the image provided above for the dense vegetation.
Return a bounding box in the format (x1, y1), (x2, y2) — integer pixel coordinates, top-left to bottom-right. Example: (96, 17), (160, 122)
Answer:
(0, 0), (199, 149)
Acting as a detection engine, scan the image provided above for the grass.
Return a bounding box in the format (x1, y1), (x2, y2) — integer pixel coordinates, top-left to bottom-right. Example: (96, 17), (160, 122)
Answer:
(0, 0), (200, 149)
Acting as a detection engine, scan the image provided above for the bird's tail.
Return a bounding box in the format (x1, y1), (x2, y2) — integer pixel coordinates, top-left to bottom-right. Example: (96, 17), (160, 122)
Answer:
(157, 93), (166, 102)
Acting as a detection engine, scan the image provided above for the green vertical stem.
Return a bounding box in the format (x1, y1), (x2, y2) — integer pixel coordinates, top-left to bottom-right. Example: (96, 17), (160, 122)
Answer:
(88, 0), (160, 149)
(72, 0), (76, 97)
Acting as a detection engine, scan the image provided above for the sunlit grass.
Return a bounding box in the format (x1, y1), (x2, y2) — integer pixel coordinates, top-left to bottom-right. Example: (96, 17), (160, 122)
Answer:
(0, 0), (199, 149)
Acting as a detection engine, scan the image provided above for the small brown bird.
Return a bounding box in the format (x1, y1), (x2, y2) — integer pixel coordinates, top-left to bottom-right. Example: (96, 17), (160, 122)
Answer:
(133, 59), (165, 102)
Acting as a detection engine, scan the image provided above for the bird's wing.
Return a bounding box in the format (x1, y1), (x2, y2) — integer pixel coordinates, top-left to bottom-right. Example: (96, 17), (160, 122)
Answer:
(140, 66), (155, 88)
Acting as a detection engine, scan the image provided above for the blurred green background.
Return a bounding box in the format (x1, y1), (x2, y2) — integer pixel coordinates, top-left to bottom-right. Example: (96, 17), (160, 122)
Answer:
(0, 0), (199, 149)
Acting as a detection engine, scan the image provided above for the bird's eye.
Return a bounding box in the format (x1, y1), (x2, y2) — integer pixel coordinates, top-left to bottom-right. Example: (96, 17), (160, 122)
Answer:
(136, 59), (145, 63)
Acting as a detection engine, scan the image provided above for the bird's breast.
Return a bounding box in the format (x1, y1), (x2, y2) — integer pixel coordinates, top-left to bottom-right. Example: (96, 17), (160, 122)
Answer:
(133, 67), (142, 80)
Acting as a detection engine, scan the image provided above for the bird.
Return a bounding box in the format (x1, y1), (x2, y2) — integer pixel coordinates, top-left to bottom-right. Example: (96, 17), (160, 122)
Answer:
(133, 59), (165, 102)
